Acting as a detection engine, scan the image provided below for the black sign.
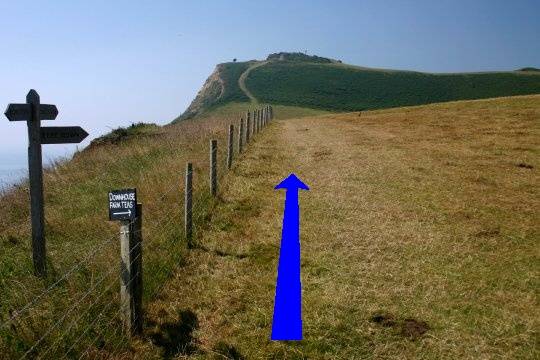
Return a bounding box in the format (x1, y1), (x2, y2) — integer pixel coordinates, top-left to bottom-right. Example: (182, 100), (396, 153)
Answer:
(4, 103), (58, 121)
(41, 126), (88, 144)
(108, 189), (137, 221)
(39, 104), (59, 120)
(4, 103), (30, 121)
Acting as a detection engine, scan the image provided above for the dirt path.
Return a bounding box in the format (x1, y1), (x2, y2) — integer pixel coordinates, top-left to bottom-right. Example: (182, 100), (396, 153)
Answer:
(136, 96), (539, 359)
(238, 61), (267, 104)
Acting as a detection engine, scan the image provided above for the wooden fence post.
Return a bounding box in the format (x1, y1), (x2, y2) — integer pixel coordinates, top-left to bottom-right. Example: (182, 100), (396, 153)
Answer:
(120, 203), (143, 336)
(252, 110), (255, 136)
(246, 112), (251, 143)
(227, 124), (234, 169)
(185, 163), (193, 248)
(239, 118), (244, 153)
(210, 139), (217, 196)
(253, 110), (257, 135)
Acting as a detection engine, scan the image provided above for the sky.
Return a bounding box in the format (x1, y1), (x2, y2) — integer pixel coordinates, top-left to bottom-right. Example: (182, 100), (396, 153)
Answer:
(0, 0), (539, 173)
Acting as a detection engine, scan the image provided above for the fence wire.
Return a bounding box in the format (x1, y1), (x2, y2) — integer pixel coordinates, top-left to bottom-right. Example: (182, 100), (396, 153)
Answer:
(0, 106), (273, 359)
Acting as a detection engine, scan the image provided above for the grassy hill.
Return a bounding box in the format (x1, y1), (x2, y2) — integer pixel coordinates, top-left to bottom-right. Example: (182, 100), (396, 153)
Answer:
(176, 52), (540, 120)
(1, 94), (538, 358)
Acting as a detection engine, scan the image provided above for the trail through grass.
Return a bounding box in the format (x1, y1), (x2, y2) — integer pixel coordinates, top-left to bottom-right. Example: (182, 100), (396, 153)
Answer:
(135, 95), (538, 359)
(237, 61), (267, 104)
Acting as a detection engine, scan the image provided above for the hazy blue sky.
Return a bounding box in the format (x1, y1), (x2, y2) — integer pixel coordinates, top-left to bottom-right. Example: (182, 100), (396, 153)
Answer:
(1, 0), (539, 170)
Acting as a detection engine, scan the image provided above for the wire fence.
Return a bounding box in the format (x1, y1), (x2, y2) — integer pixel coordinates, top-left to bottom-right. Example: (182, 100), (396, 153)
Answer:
(0, 105), (273, 358)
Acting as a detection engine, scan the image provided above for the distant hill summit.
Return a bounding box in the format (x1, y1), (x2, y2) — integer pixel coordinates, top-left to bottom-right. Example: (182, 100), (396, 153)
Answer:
(517, 67), (540, 72)
(266, 52), (337, 63)
(175, 52), (540, 121)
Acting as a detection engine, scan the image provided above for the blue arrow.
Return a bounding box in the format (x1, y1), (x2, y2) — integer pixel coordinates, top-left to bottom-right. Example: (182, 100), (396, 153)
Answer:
(271, 173), (309, 341)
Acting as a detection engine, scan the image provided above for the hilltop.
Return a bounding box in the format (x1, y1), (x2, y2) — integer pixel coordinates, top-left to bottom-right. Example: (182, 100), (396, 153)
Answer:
(175, 52), (540, 121)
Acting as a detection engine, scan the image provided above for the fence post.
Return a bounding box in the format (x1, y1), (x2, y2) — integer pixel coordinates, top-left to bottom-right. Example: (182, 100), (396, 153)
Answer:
(185, 163), (193, 248)
(239, 118), (244, 153)
(256, 109), (260, 133)
(253, 110), (257, 135)
(246, 112), (251, 143)
(120, 203), (143, 336)
(252, 110), (255, 136)
(227, 124), (234, 170)
(210, 139), (217, 196)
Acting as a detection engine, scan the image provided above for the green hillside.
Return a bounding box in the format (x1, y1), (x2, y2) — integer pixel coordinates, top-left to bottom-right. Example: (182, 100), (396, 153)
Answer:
(177, 52), (540, 120)
(247, 62), (540, 111)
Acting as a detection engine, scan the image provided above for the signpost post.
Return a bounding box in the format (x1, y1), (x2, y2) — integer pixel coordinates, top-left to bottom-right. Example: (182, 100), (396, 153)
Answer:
(108, 188), (143, 336)
(4, 89), (88, 276)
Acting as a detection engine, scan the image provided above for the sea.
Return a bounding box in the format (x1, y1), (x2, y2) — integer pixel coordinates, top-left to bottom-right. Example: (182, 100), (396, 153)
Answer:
(0, 167), (27, 190)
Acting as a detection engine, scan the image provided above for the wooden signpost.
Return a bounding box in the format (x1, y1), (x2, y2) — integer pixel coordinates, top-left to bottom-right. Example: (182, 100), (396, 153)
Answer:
(4, 89), (89, 276)
(40, 126), (88, 144)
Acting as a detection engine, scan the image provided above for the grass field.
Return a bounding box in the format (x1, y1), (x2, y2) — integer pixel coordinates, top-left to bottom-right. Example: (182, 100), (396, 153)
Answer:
(0, 95), (538, 359)
(190, 102), (332, 121)
(135, 95), (539, 359)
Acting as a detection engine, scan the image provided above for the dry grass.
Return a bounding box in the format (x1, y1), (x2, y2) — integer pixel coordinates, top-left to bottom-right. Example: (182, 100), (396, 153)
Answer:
(132, 95), (539, 359)
(1, 95), (538, 359)
(0, 108), (251, 358)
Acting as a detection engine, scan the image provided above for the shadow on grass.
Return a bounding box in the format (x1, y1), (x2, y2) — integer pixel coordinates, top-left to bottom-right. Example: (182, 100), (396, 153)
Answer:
(150, 309), (199, 359)
(195, 244), (248, 260)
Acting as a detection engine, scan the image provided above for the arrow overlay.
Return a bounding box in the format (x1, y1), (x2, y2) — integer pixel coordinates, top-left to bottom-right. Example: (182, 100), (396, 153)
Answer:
(271, 173), (309, 341)
(40, 126), (88, 144)
(4, 103), (58, 121)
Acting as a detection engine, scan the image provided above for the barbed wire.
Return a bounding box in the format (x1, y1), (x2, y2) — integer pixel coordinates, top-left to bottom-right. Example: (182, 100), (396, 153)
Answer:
(2, 107), (274, 358)
(35, 273), (121, 360)
(0, 222), (131, 331)
(19, 245), (141, 359)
